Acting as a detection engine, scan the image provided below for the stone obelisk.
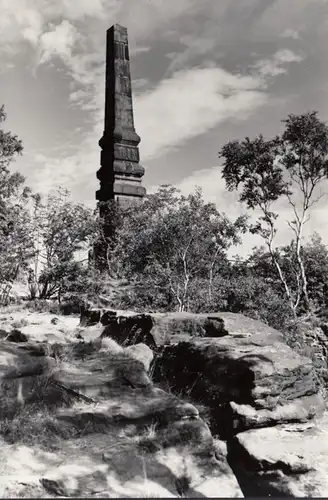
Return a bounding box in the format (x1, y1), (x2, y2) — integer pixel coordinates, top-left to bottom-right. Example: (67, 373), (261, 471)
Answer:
(96, 24), (146, 210)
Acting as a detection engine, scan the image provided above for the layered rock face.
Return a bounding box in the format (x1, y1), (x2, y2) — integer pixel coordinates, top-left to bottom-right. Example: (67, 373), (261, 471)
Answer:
(81, 308), (328, 497)
(1, 307), (328, 496)
(0, 312), (241, 498)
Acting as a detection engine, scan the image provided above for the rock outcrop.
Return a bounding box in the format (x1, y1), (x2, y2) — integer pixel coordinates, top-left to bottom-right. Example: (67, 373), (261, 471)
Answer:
(0, 310), (242, 498)
(83, 307), (328, 497)
(81, 309), (241, 347)
(1, 306), (328, 497)
(228, 416), (328, 497)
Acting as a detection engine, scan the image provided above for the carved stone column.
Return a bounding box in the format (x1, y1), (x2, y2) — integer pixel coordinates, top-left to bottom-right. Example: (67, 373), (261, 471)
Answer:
(96, 24), (146, 209)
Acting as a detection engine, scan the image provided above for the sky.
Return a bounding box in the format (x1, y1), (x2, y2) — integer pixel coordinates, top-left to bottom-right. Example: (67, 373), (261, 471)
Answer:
(1, 0), (328, 257)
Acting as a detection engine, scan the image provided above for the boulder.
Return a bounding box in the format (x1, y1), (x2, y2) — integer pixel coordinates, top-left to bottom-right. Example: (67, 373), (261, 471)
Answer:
(228, 414), (328, 497)
(0, 341), (58, 417)
(97, 310), (274, 349)
(39, 431), (243, 498)
(56, 392), (200, 434)
(51, 349), (153, 402)
(153, 334), (324, 436)
(125, 343), (154, 371)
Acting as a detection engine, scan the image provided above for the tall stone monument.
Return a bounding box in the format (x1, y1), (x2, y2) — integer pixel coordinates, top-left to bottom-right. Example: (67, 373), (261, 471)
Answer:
(96, 24), (146, 210)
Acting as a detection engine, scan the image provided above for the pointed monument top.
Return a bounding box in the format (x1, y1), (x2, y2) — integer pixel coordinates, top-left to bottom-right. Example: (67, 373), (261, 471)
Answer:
(107, 23), (128, 42)
(110, 23), (127, 30)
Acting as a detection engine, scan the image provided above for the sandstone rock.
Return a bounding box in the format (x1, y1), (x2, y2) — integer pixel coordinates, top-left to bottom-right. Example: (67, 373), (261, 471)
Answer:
(0, 311), (244, 498)
(0, 341), (73, 417)
(157, 417), (214, 455)
(0, 342), (55, 381)
(153, 335), (324, 436)
(229, 394), (325, 433)
(38, 431), (240, 498)
(40, 463), (109, 496)
(75, 324), (104, 342)
(90, 309), (285, 348)
(56, 392), (200, 436)
(125, 343), (153, 371)
(228, 413), (328, 496)
(51, 350), (153, 402)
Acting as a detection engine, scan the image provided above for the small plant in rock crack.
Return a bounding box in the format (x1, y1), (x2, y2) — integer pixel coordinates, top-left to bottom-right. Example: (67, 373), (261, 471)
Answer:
(138, 423), (161, 453)
(11, 318), (29, 329)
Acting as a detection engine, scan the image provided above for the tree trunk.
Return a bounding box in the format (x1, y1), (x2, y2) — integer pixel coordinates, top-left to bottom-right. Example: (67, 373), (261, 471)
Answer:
(268, 241), (297, 319)
(295, 214), (311, 312)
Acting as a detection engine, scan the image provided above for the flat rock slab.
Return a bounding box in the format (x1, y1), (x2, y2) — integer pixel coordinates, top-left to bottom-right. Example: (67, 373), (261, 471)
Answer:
(56, 392), (201, 436)
(83, 309), (283, 348)
(51, 350), (153, 402)
(0, 311), (79, 343)
(0, 342), (58, 416)
(228, 412), (328, 496)
(0, 394), (242, 497)
(38, 429), (243, 498)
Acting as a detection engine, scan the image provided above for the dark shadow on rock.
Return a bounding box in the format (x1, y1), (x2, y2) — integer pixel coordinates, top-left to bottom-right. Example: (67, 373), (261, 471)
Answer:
(152, 342), (256, 440)
(6, 329), (28, 343)
(101, 314), (157, 350)
(226, 436), (295, 497)
(0, 328), (8, 339)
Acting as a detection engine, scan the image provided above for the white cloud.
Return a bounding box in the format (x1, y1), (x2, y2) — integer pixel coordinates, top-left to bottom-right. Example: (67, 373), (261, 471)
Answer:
(0, 0), (43, 50)
(34, 153), (47, 162)
(275, 49), (304, 63)
(252, 49), (304, 77)
(175, 165), (244, 215)
(130, 46), (151, 56)
(135, 67), (267, 160)
(56, 0), (107, 20)
(281, 28), (301, 39)
(38, 20), (80, 65)
(0, 0), (317, 217)
(165, 34), (219, 75)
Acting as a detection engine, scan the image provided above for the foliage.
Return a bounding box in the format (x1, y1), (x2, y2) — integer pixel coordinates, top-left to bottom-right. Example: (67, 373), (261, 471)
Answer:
(219, 111), (328, 316)
(104, 185), (248, 312)
(246, 234), (328, 314)
(0, 105), (34, 303)
(28, 187), (97, 300)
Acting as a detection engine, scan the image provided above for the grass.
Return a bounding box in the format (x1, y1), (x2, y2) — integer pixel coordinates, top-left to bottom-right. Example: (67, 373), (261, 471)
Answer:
(0, 404), (77, 450)
(0, 307), (217, 498)
(11, 318), (29, 329)
(153, 375), (213, 431)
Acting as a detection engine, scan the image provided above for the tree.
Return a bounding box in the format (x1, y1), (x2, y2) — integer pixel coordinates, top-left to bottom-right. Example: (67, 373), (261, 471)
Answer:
(0, 105), (33, 303)
(28, 187), (97, 300)
(0, 105), (23, 169)
(301, 233), (328, 311)
(106, 185), (248, 312)
(219, 111), (328, 316)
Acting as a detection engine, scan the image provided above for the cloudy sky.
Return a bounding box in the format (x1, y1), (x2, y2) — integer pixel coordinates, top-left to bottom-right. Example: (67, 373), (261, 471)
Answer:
(1, 0), (328, 256)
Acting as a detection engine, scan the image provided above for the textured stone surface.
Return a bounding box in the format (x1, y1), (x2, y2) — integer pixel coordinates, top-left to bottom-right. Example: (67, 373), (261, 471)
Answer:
(51, 349), (153, 402)
(93, 309), (269, 348)
(3, 307), (328, 497)
(96, 24), (146, 207)
(0, 341), (58, 417)
(0, 311), (241, 498)
(125, 343), (154, 371)
(228, 414), (328, 497)
(152, 335), (324, 436)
